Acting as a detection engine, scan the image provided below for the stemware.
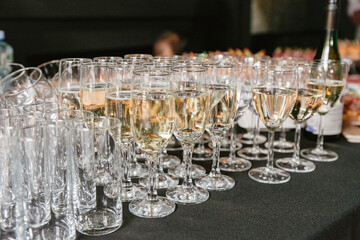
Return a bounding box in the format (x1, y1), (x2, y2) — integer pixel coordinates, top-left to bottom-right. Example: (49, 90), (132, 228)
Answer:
(0, 62), (24, 80)
(219, 61), (252, 172)
(195, 63), (237, 191)
(276, 62), (325, 172)
(248, 65), (298, 184)
(129, 69), (176, 218)
(301, 60), (348, 162)
(37, 59), (60, 101)
(58, 58), (92, 110)
(0, 67), (42, 105)
(93, 56), (123, 63)
(166, 65), (210, 204)
(124, 54), (153, 62)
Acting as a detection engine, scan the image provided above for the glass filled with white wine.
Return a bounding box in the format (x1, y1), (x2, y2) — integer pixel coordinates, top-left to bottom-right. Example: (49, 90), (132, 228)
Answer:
(300, 60), (349, 162)
(166, 65), (210, 204)
(276, 62), (325, 172)
(105, 64), (147, 202)
(128, 68), (176, 218)
(248, 65), (298, 184)
(195, 63), (237, 191)
(79, 62), (112, 118)
(58, 58), (92, 110)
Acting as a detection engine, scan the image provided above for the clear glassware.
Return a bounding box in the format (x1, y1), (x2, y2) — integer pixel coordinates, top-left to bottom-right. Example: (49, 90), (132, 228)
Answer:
(0, 67), (43, 105)
(237, 110), (267, 145)
(192, 134), (213, 161)
(0, 62), (24, 80)
(74, 115), (122, 236)
(276, 62), (325, 173)
(124, 54), (153, 61)
(105, 64), (146, 201)
(37, 59), (60, 102)
(166, 65), (210, 204)
(0, 125), (29, 240)
(220, 60), (252, 172)
(58, 58), (92, 110)
(195, 62), (237, 191)
(248, 65), (298, 184)
(93, 56), (123, 63)
(301, 60), (349, 162)
(129, 68), (176, 218)
(160, 146), (181, 168)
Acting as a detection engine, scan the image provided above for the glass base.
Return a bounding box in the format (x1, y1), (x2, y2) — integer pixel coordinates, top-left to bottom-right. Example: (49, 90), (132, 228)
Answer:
(300, 148), (338, 162)
(161, 154), (181, 169)
(237, 147), (268, 161)
(129, 162), (148, 178)
(76, 209), (122, 236)
(166, 185), (209, 205)
(195, 174), (235, 191)
(238, 134), (267, 145)
(265, 140), (294, 153)
(208, 142), (243, 152)
(129, 197), (176, 218)
(139, 173), (179, 190)
(120, 183), (147, 202)
(168, 163), (206, 179)
(248, 167), (291, 184)
(276, 157), (316, 173)
(192, 146), (213, 161)
(32, 220), (76, 240)
(219, 157), (252, 172)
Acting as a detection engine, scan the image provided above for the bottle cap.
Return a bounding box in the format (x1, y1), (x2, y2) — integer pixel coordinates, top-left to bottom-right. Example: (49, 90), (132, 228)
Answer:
(0, 30), (4, 40)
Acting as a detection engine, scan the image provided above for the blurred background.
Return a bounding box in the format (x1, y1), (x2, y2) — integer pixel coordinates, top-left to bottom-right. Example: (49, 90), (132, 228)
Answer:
(0, 0), (355, 66)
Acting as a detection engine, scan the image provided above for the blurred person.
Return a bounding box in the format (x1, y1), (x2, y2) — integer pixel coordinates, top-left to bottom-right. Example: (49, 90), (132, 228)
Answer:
(348, 0), (360, 40)
(153, 31), (185, 56)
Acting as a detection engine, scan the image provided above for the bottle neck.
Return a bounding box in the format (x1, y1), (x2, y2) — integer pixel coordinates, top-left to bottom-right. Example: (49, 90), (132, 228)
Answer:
(325, 0), (339, 31)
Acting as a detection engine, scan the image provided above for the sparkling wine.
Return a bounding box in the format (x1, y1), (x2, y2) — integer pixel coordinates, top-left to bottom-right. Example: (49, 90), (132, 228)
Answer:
(80, 83), (107, 117)
(173, 90), (209, 144)
(105, 91), (132, 144)
(206, 84), (237, 136)
(59, 87), (81, 110)
(252, 87), (297, 130)
(131, 91), (174, 154)
(290, 88), (323, 122)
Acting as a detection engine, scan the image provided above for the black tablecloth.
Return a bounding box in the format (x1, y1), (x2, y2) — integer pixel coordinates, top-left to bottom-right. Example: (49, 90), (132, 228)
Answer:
(79, 130), (360, 240)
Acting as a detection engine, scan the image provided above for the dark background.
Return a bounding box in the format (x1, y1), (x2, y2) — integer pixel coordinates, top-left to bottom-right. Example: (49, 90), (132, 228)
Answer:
(0, 0), (355, 66)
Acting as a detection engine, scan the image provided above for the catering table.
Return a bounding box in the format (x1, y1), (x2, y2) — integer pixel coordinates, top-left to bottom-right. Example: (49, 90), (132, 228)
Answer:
(79, 130), (360, 240)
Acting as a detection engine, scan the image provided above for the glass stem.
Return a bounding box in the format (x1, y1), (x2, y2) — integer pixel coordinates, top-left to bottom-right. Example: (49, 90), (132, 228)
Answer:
(316, 114), (325, 151)
(210, 137), (221, 177)
(229, 121), (236, 160)
(145, 153), (158, 202)
(292, 122), (302, 164)
(121, 146), (132, 187)
(182, 143), (195, 188)
(252, 116), (260, 150)
(266, 130), (275, 169)
(279, 124), (287, 146)
(197, 135), (205, 152)
(131, 140), (138, 164)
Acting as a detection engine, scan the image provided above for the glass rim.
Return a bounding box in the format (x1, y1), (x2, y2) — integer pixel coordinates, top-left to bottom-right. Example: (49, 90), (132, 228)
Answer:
(59, 58), (92, 63)
(171, 66), (207, 72)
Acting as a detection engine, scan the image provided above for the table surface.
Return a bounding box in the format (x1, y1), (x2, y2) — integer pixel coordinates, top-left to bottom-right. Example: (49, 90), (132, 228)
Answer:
(79, 130), (360, 240)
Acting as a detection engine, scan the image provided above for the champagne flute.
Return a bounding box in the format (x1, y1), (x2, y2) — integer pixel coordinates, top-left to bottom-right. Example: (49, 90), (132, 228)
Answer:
(105, 65), (147, 201)
(195, 63), (237, 191)
(220, 61), (252, 172)
(166, 65), (210, 204)
(301, 60), (348, 162)
(249, 65), (298, 184)
(129, 69), (176, 218)
(59, 58), (92, 110)
(276, 62), (325, 172)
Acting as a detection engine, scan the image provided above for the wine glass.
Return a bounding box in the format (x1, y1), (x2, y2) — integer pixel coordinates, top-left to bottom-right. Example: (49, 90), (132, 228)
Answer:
(195, 63), (237, 191)
(129, 68), (176, 218)
(301, 60), (348, 162)
(237, 62), (268, 161)
(93, 56), (123, 63)
(124, 54), (153, 61)
(58, 58), (92, 110)
(0, 62), (24, 80)
(276, 62), (325, 172)
(166, 65), (210, 204)
(105, 64), (147, 201)
(219, 61), (252, 172)
(248, 65), (298, 184)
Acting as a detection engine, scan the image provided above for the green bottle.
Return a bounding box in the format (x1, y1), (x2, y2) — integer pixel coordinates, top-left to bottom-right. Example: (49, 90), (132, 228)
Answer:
(314, 0), (341, 61)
